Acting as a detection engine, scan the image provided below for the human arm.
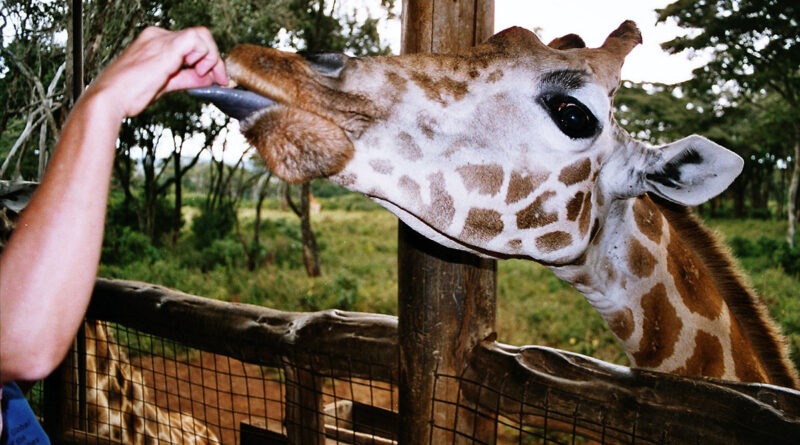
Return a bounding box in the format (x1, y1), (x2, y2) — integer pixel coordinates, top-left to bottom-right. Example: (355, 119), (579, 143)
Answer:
(0, 26), (227, 383)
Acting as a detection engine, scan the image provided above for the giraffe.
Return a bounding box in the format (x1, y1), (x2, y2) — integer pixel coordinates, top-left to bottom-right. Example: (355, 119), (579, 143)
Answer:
(192, 21), (799, 389)
(76, 319), (221, 444)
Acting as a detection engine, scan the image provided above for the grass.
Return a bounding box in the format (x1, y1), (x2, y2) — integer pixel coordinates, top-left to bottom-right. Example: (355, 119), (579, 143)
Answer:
(99, 198), (800, 370)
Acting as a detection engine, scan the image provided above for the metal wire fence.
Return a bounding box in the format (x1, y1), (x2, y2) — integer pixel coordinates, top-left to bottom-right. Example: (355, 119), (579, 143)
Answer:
(29, 278), (800, 444)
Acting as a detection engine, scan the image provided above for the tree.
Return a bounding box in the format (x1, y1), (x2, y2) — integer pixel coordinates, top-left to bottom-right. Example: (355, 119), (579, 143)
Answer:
(658, 0), (800, 241)
(276, 0), (396, 276)
(0, 2), (68, 180)
(1, 0), (397, 268)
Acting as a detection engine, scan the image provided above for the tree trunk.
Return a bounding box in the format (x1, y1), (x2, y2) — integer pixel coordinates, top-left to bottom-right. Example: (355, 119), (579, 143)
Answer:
(300, 183), (321, 277)
(787, 139), (800, 245)
(172, 151), (183, 245)
(143, 143), (158, 241)
(399, 2), (497, 444)
(249, 173), (272, 271)
(285, 183), (322, 277)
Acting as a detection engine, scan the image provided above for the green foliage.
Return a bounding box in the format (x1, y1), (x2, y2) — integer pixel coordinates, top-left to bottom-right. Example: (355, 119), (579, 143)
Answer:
(99, 206), (800, 372)
(726, 233), (800, 276)
(300, 272), (359, 311)
(659, 0), (800, 103)
(101, 226), (160, 266)
(190, 203), (236, 248)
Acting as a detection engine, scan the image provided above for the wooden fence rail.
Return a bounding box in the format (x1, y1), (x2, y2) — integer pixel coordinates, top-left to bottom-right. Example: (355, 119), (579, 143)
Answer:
(45, 278), (800, 444)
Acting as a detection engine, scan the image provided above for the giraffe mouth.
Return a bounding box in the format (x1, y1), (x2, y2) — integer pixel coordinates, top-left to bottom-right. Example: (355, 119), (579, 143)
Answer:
(187, 84), (275, 122)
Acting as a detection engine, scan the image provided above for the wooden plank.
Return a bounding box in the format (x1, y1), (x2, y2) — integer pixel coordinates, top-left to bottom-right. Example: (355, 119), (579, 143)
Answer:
(87, 278), (398, 381)
(82, 278), (800, 444)
(462, 341), (800, 444)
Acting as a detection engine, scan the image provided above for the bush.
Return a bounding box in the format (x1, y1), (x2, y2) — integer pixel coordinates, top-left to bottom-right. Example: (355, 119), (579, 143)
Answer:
(728, 235), (800, 276)
(180, 237), (245, 271)
(101, 226), (159, 265)
(778, 243), (800, 276)
(191, 204), (236, 248)
(300, 273), (359, 311)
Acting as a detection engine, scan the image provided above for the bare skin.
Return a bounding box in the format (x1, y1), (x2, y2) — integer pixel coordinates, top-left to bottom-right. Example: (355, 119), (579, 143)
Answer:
(0, 26), (228, 383)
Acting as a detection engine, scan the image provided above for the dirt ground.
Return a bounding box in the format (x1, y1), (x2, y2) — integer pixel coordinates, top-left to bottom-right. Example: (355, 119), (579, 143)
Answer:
(131, 352), (398, 444)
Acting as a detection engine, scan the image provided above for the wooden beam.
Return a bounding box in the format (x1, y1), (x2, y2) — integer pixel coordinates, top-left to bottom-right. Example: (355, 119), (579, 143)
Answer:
(78, 278), (800, 443)
(398, 2), (496, 443)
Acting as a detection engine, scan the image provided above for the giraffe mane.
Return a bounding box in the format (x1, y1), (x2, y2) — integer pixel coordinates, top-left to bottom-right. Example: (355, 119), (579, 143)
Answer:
(649, 194), (800, 389)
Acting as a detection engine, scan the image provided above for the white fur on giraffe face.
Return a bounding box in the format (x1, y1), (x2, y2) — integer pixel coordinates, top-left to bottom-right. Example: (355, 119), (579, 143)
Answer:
(330, 66), (615, 264)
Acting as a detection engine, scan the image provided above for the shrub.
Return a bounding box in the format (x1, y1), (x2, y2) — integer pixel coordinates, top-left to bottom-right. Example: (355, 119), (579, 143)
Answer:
(778, 243), (800, 276)
(101, 226), (159, 265)
(191, 204), (236, 248)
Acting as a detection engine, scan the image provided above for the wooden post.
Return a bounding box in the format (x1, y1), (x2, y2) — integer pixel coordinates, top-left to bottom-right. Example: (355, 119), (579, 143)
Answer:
(44, 1), (84, 440)
(398, 2), (496, 444)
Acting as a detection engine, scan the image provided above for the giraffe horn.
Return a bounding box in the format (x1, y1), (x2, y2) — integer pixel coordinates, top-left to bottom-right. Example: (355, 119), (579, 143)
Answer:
(599, 20), (643, 61)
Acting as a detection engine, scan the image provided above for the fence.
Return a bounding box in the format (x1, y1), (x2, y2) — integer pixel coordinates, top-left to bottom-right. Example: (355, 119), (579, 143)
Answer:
(33, 278), (800, 444)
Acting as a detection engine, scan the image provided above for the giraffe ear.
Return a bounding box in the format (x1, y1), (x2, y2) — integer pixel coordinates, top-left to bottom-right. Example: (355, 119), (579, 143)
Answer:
(548, 33), (586, 50)
(643, 135), (744, 206)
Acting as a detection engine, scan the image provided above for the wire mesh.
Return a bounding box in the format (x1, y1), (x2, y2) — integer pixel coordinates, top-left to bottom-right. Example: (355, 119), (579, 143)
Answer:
(29, 294), (800, 445)
(50, 319), (399, 445)
(429, 368), (663, 445)
(59, 320), (284, 443)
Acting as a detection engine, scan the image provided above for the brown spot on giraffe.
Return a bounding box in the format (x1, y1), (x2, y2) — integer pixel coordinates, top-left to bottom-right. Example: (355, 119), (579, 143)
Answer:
(608, 307), (635, 342)
(417, 113), (438, 139)
(461, 208), (504, 244)
(506, 170), (548, 204)
(675, 330), (725, 378)
(426, 172), (455, 229)
(369, 159), (393, 175)
(442, 137), (470, 159)
(535, 231), (572, 253)
(634, 283), (683, 368)
(566, 191), (585, 221)
(385, 70), (409, 93)
(590, 219), (602, 245)
(572, 273), (592, 287)
(730, 318), (769, 382)
(633, 196), (663, 244)
(410, 71), (469, 105)
(578, 191), (593, 236)
(487, 69), (504, 83)
(397, 132), (424, 161)
(627, 238), (656, 278)
(558, 158), (592, 185)
(457, 164), (504, 196)
(666, 231), (723, 320)
(517, 191), (557, 229)
(398, 175), (422, 202)
(507, 239), (522, 251)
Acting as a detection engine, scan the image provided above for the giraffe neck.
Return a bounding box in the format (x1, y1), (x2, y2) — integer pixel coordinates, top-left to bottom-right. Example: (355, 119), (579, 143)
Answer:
(83, 320), (219, 443)
(552, 195), (799, 388)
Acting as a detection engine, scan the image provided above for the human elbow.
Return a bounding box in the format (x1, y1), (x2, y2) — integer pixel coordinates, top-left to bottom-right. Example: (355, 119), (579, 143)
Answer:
(1, 342), (70, 383)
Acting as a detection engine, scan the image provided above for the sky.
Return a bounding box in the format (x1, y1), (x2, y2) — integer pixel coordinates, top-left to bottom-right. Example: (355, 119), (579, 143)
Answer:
(370, 0), (704, 84)
(494, 0), (704, 84)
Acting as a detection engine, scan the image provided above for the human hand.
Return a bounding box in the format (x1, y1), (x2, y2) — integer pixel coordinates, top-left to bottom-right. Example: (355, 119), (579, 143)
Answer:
(86, 26), (228, 119)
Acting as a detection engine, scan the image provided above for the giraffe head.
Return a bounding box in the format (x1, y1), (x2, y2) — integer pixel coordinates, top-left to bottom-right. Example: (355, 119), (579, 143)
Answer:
(194, 21), (742, 264)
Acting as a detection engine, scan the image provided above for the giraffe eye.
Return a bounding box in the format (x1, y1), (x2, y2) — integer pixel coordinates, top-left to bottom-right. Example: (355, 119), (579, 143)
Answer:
(542, 95), (599, 139)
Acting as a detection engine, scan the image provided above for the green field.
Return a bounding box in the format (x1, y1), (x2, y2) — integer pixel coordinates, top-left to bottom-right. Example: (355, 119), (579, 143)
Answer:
(99, 195), (800, 369)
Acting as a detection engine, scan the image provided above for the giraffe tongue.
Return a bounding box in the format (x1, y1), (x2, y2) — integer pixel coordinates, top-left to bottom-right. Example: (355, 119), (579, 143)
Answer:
(187, 85), (275, 121)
